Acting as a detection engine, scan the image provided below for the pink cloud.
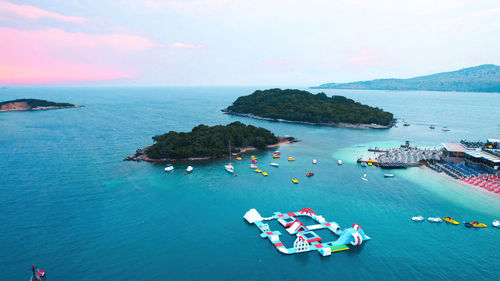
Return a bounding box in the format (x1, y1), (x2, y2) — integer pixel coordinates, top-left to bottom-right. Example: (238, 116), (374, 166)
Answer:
(170, 42), (205, 49)
(0, 1), (85, 23)
(0, 27), (157, 84)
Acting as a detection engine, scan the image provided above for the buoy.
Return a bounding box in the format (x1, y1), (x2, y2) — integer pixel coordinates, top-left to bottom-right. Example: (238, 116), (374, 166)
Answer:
(184, 172), (187, 175)
(235, 174), (237, 177)
(38, 270), (45, 277)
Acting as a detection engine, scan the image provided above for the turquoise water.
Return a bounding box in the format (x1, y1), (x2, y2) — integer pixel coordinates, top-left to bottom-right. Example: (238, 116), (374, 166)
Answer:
(1, 87), (499, 280)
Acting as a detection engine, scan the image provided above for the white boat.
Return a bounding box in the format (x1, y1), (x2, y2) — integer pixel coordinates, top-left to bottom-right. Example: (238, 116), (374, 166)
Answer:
(384, 174), (394, 178)
(412, 216), (424, 222)
(337, 160), (343, 165)
(361, 173), (368, 181)
(186, 166), (193, 173)
(312, 159), (317, 164)
(250, 164), (257, 169)
(269, 162), (279, 167)
(361, 162), (367, 167)
(427, 217), (442, 223)
(429, 125), (435, 129)
(225, 140), (234, 173)
(164, 164), (174, 172)
(493, 220), (500, 228)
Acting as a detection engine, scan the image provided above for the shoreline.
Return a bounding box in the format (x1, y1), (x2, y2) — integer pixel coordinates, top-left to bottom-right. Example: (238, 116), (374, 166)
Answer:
(124, 137), (296, 163)
(222, 110), (394, 129)
(0, 105), (82, 112)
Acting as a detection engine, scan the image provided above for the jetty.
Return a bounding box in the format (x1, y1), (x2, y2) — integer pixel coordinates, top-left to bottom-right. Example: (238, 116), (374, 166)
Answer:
(358, 142), (441, 169)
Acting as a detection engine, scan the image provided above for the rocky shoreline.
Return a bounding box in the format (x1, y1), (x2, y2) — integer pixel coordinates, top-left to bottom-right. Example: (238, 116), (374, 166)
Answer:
(222, 110), (394, 129)
(124, 137), (296, 163)
(0, 102), (82, 112)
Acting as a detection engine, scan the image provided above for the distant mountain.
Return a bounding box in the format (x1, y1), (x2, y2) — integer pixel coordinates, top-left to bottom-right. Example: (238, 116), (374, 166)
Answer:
(312, 64), (500, 92)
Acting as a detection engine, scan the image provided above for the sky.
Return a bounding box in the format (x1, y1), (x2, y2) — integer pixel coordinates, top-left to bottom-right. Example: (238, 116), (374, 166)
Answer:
(0, 0), (499, 86)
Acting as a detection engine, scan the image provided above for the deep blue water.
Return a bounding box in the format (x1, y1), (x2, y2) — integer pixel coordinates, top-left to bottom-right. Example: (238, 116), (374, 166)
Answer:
(1, 87), (499, 281)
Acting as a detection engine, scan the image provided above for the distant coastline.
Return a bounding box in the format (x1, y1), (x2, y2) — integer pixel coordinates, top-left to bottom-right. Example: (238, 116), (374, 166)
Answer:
(0, 99), (81, 112)
(223, 110), (394, 129)
(125, 136), (296, 163)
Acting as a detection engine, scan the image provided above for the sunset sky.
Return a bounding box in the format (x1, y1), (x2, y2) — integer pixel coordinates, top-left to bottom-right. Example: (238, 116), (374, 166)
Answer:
(1, 0), (499, 86)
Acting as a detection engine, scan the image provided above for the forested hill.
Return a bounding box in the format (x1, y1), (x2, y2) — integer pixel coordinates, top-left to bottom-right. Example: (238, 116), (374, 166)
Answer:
(312, 64), (500, 92)
(143, 122), (279, 160)
(223, 88), (394, 127)
(0, 99), (77, 111)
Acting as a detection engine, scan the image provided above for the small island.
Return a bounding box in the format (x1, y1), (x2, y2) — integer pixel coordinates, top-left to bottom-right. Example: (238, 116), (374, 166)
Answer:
(0, 99), (80, 112)
(125, 121), (295, 162)
(222, 88), (394, 128)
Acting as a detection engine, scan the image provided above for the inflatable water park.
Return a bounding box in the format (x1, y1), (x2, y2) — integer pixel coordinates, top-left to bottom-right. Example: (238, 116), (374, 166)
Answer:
(244, 208), (370, 256)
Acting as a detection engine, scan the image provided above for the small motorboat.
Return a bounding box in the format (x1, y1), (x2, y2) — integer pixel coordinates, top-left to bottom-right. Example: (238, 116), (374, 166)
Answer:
(250, 164), (257, 169)
(254, 169), (262, 173)
(427, 217), (442, 223)
(470, 221), (487, 228)
(429, 125), (435, 129)
(288, 157), (295, 161)
(186, 166), (193, 173)
(262, 172), (268, 176)
(403, 122), (410, 126)
(492, 220), (500, 228)
(367, 162), (372, 166)
(274, 151), (281, 155)
(312, 159), (317, 164)
(164, 164), (174, 172)
(236, 157), (242, 161)
(30, 264), (46, 281)
(292, 178), (299, 184)
(250, 156), (258, 160)
(442, 127), (450, 132)
(337, 160), (343, 165)
(464, 222), (472, 228)
(251, 160), (258, 163)
(269, 162), (279, 167)
(384, 174), (395, 178)
(306, 172), (314, 177)
(412, 216), (424, 222)
(361, 162), (367, 167)
(442, 217), (459, 225)
(272, 155), (280, 158)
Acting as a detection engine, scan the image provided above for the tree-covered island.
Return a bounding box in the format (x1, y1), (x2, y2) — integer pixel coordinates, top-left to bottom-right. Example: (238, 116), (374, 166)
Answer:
(222, 88), (394, 128)
(0, 99), (80, 112)
(125, 121), (294, 162)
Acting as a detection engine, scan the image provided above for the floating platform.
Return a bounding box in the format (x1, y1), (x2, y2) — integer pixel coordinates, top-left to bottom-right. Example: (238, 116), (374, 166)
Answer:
(243, 208), (370, 256)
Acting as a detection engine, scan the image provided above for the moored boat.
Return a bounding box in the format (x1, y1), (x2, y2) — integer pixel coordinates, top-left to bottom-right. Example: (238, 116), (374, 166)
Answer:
(312, 159), (317, 164)
(306, 172), (314, 177)
(225, 140), (234, 173)
(337, 160), (343, 165)
(254, 169), (262, 173)
(412, 216), (424, 222)
(164, 164), (174, 172)
(384, 174), (394, 178)
(186, 166), (193, 173)
(274, 151), (281, 155)
(443, 217), (459, 225)
(250, 164), (257, 169)
(361, 162), (367, 167)
(492, 220), (500, 228)
(427, 217), (442, 223)
(272, 154), (280, 158)
(30, 264), (46, 281)
(292, 178), (299, 184)
(429, 125), (435, 129)
(469, 221), (487, 228)
(236, 157), (242, 160)
(288, 157), (295, 161)
(250, 156), (258, 160)
(262, 172), (268, 176)
(251, 160), (258, 163)
(269, 162), (279, 167)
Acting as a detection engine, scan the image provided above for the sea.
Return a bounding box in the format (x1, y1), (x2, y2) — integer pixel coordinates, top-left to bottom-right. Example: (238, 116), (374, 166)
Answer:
(1, 87), (499, 281)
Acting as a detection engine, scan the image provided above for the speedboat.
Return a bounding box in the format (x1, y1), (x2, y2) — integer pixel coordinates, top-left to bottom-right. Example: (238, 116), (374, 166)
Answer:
(306, 172), (314, 177)
(470, 221), (487, 228)
(274, 151), (281, 155)
(236, 157), (242, 161)
(288, 157), (295, 161)
(443, 217), (459, 225)
(272, 155), (280, 158)
(442, 127), (450, 132)
(384, 174), (394, 178)
(164, 164), (174, 172)
(492, 220), (500, 228)
(403, 122), (410, 126)
(429, 125), (435, 129)
(30, 264), (46, 281)
(269, 162), (279, 167)
(337, 160), (343, 165)
(312, 159), (317, 164)
(262, 172), (268, 176)
(361, 162), (367, 167)
(250, 156), (258, 160)
(427, 217), (442, 223)
(250, 164), (257, 169)
(254, 169), (262, 173)
(292, 178), (299, 184)
(186, 166), (193, 173)
(250, 160), (258, 163)
(412, 216), (424, 222)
